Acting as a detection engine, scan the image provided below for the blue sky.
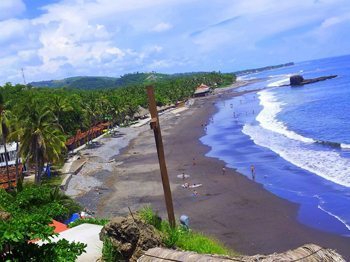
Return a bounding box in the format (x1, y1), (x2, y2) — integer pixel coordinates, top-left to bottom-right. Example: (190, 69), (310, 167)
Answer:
(1, 0), (350, 84)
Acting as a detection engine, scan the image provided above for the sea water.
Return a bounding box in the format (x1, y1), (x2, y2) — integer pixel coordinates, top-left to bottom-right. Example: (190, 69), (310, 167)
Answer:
(201, 55), (350, 236)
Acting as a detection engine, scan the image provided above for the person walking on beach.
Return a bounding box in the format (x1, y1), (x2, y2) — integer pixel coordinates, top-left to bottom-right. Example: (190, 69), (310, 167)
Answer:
(222, 166), (226, 175)
(251, 165), (255, 180)
(193, 158), (196, 166)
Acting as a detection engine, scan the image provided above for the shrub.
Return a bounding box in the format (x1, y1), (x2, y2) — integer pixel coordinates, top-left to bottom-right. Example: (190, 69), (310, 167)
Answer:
(68, 217), (109, 228)
(138, 206), (161, 230)
(0, 185), (86, 261)
(138, 206), (235, 256)
(101, 239), (122, 262)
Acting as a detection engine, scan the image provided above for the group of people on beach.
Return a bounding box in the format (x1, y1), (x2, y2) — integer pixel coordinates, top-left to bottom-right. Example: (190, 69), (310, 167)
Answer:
(178, 158), (203, 197)
(181, 172), (199, 197)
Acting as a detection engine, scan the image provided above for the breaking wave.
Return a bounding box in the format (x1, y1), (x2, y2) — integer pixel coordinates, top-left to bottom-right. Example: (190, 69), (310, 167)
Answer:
(243, 89), (350, 187)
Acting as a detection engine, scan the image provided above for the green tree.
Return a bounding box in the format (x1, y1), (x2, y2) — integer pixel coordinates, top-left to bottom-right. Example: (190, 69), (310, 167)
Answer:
(51, 95), (73, 129)
(17, 100), (66, 184)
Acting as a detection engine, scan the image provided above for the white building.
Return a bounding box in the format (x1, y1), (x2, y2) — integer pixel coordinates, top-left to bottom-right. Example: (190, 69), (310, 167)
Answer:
(0, 142), (18, 167)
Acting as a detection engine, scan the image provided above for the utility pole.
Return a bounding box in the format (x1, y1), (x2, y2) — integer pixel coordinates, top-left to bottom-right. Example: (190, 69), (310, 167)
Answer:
(21, 68), (26, 85)
(146, 86), (176, 227)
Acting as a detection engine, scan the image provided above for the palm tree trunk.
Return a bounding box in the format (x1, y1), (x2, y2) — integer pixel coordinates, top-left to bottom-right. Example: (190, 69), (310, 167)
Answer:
(35, 150), (39, 184)
(2, 136), (11, 189)
(15, 141), (19, 186)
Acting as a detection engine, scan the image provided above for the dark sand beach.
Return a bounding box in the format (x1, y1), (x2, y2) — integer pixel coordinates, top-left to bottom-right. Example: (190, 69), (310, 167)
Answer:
(70, 85), (350, 258)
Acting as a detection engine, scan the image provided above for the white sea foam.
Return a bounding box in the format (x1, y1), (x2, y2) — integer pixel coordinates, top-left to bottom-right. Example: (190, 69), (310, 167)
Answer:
(267, 77), (291, 87)
(341, 143), (350, 149)
(242, 124), (350, 187)
(256, 89), (350, 148)
(243, 88), (350, 187)
(318, 205), (350, 232)
(256, 90), (315, 144)
(313, 195), (350, 232)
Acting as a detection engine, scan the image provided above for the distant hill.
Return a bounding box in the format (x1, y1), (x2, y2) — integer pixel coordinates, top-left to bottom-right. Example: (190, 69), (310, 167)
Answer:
(30, 62), (293, 90)
(234, 62), (294, 76)
(30, 72), (167, 90)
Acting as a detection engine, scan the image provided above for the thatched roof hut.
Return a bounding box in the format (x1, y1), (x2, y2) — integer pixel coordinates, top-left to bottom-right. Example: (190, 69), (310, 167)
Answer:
(134, 106), (149, 119)
(138, 244), (345, 262)
(194, 83), (211, 97)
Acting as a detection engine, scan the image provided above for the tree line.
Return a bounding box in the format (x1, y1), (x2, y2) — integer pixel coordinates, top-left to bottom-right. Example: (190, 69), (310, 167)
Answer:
(0, 71), (235, 185)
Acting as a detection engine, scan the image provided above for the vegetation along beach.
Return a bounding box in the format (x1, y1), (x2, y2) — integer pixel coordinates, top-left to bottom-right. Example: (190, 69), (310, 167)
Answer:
(1, 0), (350, 261)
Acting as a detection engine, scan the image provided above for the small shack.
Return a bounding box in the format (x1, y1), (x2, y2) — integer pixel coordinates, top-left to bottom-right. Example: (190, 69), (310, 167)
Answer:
(65, 122), (110, 151)
(193, 83), (211, 97)
(133, 106), (149, 120)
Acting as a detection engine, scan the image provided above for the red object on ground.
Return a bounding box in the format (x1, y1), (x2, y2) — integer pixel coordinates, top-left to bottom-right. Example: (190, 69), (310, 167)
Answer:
(29, 220), (68, 243)
(49, 220), (68, 233)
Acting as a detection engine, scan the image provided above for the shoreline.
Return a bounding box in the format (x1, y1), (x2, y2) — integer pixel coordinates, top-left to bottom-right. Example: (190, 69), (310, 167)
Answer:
(67, 82), (350, 258)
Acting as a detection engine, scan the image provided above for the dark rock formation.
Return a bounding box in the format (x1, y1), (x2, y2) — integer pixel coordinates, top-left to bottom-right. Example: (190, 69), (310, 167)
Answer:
(100, 215), (163, 261)
(290, 74), (337, 86)
(290, 75), (304, 85)
(315, 140), (341, 148)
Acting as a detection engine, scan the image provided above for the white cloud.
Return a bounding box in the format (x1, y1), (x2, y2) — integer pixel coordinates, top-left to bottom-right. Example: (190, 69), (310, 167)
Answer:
(151, 22), (172, 32)
(1, 0), (350, 84)
(321, 13), (350, 28)
(0, 0), (26, 20)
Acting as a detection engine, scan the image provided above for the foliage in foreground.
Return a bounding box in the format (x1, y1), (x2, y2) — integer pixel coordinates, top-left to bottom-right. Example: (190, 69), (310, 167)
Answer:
(138, 206), (236, 256)
(68, 217), (109, 228)
(102, 238), (123, 262)
(0, 185), (85, 261)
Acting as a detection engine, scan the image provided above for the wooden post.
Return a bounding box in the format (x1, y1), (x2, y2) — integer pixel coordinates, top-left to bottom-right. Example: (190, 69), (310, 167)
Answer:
(146, 86), (176, 228)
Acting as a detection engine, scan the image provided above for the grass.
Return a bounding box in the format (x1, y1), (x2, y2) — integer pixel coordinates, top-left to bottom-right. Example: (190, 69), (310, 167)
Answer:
(68, 217), (109, 228)
(102, 239), (122, 262)
(138, 206), (236, 256)
(41, 175), (64, 187)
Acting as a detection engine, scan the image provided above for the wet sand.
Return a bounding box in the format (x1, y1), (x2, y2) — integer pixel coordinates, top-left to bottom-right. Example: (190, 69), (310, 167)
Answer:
(70, 85), (350, 258)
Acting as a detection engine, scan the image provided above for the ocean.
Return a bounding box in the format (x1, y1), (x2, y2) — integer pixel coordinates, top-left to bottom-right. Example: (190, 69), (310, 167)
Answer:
(201, 54), (350, 236)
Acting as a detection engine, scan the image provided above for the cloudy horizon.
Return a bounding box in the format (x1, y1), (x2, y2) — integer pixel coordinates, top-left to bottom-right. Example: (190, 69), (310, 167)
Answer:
(1, 0), (350, 84)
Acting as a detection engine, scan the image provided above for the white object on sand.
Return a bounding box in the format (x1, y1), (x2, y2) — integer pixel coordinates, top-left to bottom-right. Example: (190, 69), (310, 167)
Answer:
(177, 174), (190, 179)
(188, 183), (202, 188)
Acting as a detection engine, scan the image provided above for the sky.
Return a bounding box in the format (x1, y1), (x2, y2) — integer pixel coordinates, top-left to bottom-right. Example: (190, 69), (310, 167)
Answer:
(1, 0), (350, 84)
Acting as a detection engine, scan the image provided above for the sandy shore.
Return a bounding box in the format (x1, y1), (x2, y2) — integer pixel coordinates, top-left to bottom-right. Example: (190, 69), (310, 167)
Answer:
(67, 82), (350, 258)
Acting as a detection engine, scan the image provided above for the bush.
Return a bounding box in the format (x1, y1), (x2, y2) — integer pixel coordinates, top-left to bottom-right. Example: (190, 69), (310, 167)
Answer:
(0, 185), (86, 261)
(101, 239), (122, 262)
(138, 206), (162, 230)
(68, 217), (109, 228)
(138, 206), (235, 256)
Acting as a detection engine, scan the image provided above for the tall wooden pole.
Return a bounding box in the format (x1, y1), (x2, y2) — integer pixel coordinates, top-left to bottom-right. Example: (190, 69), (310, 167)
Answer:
(146, 86), (176, 227)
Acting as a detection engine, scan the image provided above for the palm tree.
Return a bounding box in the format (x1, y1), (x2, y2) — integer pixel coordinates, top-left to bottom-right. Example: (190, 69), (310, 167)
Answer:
(51, 95), (73, 128)
(0, 94), (11, 189)
(17, 101), (66, 184)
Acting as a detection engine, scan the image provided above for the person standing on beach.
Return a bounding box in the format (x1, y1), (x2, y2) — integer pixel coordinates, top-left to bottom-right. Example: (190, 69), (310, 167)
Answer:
(193, 158), (196, 166)
(222, 166), (226, 175)
(251, 165), (255, 180)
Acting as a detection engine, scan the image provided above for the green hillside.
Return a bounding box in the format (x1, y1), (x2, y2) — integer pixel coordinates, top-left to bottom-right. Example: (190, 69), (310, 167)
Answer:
(30, 73), (167, 90)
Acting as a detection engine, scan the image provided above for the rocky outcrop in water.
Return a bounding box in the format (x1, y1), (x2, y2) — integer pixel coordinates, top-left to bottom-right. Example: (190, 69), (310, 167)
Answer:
(290, 74), (337, 86)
